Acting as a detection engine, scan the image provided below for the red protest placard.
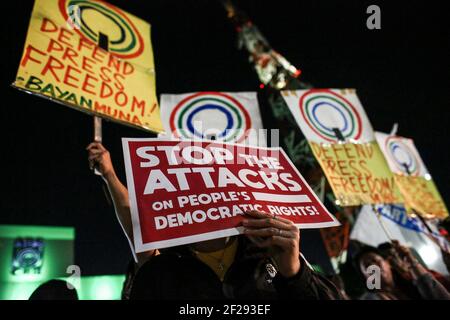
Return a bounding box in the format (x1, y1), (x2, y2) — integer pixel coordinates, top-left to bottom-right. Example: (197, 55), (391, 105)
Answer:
(122, 138), (339, 252)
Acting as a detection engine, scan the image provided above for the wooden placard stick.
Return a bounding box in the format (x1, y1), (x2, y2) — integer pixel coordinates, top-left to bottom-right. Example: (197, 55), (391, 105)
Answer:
(92, 32), (109, 176)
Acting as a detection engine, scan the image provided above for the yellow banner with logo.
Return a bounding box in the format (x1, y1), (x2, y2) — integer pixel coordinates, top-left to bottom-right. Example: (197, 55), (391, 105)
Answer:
(310, 141), (403, 206)
(375, 132), (448, 219)
(13, 0), (163, 133)
(394, 175), (448, 219)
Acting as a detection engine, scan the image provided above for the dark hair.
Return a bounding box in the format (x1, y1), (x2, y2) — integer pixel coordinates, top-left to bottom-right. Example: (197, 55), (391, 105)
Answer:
(377, 242), (393, 253)
(352, 245), (422, 298)
(29, 280), (78, 300)
(352, 245), (382, 272)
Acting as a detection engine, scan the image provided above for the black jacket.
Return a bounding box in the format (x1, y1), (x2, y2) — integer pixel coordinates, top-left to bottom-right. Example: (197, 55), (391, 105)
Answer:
(128, 237), (342, 300)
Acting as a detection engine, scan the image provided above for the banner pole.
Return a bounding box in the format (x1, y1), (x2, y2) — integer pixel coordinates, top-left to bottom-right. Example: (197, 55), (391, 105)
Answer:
(90, 34), (113, 206)
(93, 116), (102, 175)
(372, 205), (394, 242)
(92, 33), (108, 176)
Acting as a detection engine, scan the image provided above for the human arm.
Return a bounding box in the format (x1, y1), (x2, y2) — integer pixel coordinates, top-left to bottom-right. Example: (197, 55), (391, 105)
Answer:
(87, 142), (156, 265)
(393, 241), (450, 300)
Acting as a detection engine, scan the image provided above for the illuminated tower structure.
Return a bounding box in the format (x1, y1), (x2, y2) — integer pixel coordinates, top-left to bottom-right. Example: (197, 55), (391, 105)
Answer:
(220, 0), (318, 187)
(221, 1), (352, 273)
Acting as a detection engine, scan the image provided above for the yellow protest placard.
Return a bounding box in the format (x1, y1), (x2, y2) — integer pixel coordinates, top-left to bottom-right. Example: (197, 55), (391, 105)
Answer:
(281, 89), (403, 206)
(375, 132), (448, 219)
(13, 0), (163, 133)
(394, 175), (448, 219)
(310, 141), (403, 206)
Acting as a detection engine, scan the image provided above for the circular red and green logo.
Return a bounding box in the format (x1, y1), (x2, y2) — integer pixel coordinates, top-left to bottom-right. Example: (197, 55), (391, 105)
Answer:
(59, 0), (145, 59)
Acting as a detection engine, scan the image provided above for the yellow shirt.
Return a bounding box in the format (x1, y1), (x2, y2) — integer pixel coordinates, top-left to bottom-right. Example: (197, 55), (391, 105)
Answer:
(192, 240), (238, 281)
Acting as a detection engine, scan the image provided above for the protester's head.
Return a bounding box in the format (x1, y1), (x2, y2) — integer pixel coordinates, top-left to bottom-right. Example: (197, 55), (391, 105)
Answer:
(29, 279), (78, 300)
(377, 242), (394, 257)
(377, 241), (412, 280)
(354, 246), (394, 288)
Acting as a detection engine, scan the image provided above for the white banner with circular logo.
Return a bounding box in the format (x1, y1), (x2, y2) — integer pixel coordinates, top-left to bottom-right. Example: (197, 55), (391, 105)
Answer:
(281, 89), (375, 144)
(375, 132), (428, 177)
(160, 91), (266, 146)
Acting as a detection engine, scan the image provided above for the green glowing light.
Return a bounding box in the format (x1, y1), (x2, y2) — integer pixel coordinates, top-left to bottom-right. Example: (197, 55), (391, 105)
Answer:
(1, 226), (124, 300)
(0, 275), (125, 300)
(0, 281), (42, 300)
(74, 275), (125, 300)
(0, 225), (75, 283)
(0, 225), (74, 240)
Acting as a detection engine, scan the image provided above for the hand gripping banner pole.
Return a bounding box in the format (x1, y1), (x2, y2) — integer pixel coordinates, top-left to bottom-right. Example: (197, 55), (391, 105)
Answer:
(92, 33), (109, 176)
(91, 33), (113, 207)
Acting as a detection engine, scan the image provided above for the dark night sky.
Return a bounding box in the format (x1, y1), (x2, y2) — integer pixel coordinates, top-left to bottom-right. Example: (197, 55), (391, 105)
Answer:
(1, 0), (449, 275)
